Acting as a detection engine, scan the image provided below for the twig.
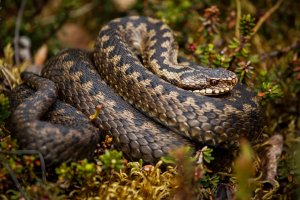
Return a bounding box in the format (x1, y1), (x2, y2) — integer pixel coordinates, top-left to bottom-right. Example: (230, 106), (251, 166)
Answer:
(260, 40), (300, 60)
(0, 66), (17, 88)
(14, 0), (27, 66)
(0, 149), (47, 199)
(252, 0), (284, 35)
(70, 2), (94, 18)
(235, 0), (241, 38)
(3, 162), (29, 199)
(0, 152), (29, 199)
(0, 150), (47, 182)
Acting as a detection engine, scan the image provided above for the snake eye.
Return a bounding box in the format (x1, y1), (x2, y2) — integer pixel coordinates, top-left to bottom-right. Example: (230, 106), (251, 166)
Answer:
(210, 79), (219, 86)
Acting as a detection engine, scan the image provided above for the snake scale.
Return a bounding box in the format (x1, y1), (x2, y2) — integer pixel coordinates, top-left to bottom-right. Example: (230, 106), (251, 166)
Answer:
(9, 16), (263, 166)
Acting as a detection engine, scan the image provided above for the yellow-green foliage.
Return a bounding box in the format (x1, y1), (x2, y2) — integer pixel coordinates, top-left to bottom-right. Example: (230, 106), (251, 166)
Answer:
(0, 44), (27, 89)
(0, 44), (27, 137)
(55, 149), (189, 199)
(54, 147), (221, 199)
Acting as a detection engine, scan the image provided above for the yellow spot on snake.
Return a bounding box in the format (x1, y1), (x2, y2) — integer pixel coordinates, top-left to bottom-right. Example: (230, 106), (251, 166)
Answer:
(82, 81), (93, 90)
(185, 97), (197, 105)
(120, 64), (130, 74)
(104, 46), (115, 56)
(148, 17), (159, 24)
(100, 35), (110, 43)
(112, 55), (121, 65)
(129, 16), (139, 20)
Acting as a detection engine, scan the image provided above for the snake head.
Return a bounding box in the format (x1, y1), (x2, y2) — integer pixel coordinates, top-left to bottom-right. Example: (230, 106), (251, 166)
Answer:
(180, 68), (238, 95)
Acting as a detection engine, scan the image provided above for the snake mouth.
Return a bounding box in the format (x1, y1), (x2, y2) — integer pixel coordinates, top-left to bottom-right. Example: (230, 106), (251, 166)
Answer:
(192, 87), (232, 95)
(192, 77), (238, 96)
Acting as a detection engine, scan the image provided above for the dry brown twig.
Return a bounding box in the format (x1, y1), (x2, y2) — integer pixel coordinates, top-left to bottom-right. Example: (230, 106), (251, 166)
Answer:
(14, 0), (27, 66)
(252, 0), (284, 36)
(235, 0), (284, 40)
(235, 0), (241, 38)
(260, 40), (300, 61)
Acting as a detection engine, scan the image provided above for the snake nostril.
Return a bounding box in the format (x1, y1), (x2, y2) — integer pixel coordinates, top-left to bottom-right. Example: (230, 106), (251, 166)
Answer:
(210, 79), (219, 86)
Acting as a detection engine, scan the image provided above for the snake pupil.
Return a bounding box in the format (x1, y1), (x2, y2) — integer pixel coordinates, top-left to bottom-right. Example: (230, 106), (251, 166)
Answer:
(210, 79), (219, 86)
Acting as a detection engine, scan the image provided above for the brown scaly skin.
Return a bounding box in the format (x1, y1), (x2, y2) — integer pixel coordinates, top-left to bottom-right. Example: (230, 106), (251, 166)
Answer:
(10, 16), (266, 166)
(9, 73), (99, 166)
(94, 16), (263, 147)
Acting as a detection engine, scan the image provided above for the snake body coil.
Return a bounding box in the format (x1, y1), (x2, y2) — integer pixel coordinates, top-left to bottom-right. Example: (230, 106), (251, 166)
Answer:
(9, 16), (263, 165)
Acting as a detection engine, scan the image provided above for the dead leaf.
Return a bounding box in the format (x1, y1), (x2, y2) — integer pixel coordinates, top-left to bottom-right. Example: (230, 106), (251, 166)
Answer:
(34, 44), (48, 66)
(113, 0), (136, 12)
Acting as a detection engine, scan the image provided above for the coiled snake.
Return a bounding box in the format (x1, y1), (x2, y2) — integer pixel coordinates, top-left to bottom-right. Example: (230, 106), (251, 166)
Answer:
(9, 16), (263, 166)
